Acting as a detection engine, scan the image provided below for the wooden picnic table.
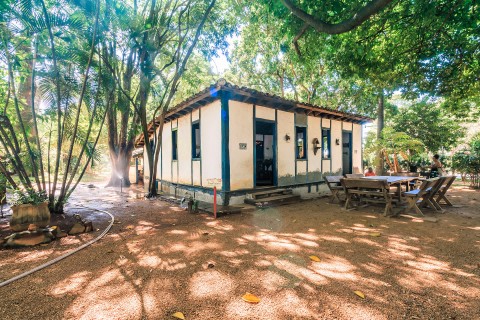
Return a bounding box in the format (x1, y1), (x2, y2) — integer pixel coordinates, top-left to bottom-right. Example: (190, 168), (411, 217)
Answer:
(362, 176), (419, 201)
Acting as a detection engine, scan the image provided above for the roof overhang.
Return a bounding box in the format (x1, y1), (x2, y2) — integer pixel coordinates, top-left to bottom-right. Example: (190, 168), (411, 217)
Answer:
(135, 80), (373, 147)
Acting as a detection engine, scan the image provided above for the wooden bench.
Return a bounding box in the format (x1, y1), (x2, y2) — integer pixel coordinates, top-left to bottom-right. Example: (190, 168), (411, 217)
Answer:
(435, 176), (456, 207)
(341, 178), (397, 216)
(324, 175), (345, 204)
(402, 178), (443, 216)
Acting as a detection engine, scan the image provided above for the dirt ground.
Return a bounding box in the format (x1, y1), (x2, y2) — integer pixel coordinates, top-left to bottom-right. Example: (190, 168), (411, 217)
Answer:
(0, 182), (479, 320)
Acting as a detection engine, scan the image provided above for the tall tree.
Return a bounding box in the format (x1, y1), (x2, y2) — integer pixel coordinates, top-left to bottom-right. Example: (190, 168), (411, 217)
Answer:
(0, 0), (108, 213)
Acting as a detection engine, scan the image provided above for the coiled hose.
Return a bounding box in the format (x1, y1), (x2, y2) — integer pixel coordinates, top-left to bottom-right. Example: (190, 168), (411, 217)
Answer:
(0, 205), (114, 288)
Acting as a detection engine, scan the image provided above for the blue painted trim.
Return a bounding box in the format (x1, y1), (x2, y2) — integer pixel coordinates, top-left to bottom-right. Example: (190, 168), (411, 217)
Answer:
(341, 121), (344, 174)
(199, 107), (202, 186)
(221, 93), (230, 192)
(306, 116), (309, 182)
(320, 118), (323, 175)
(190, 113), (193, 185)
(253, 105), (256, 187)
(294, 113), (297, 178)
(274, 109), (278, 186)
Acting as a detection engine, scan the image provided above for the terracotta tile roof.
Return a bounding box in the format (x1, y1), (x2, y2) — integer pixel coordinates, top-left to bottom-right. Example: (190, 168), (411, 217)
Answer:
(135, 79), (372, 147)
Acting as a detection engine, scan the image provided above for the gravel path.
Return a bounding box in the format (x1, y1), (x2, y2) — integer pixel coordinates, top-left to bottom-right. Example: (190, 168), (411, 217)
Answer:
(0, 183), (479, 320)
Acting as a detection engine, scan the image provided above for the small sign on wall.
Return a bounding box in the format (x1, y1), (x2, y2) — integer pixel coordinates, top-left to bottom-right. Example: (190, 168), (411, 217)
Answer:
(239, 143), (247, 150)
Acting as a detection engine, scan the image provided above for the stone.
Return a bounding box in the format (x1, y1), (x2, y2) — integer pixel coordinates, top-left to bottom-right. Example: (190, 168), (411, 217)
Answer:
(3, 230), (54, 248)
(56, 231), (68, 238)
(69, 222), (86, 235)
(84, 221), (93, 233)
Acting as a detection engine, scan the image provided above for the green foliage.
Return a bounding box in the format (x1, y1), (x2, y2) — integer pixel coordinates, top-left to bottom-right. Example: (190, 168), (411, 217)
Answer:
(10, 189), (48, 206)
(364, 127), (425, 171)
(390, 100), (466, 153)
(452, 134), (480, 188)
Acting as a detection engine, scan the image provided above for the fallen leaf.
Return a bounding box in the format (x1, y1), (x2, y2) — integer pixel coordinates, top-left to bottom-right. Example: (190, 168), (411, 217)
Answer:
(354, 290), (365, 299)
(242, 292), (260, 304)
(172, 311), (185, 319)
(369, 232), (381, 237)
(309, 255), (321, 262)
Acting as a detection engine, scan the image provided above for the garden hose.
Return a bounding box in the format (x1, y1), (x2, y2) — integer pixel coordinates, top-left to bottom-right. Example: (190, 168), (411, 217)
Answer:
(0, 205), (114, 288)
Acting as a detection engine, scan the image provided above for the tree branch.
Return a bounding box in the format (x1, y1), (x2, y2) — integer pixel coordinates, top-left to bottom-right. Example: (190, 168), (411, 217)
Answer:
(280, 0), (394, 35)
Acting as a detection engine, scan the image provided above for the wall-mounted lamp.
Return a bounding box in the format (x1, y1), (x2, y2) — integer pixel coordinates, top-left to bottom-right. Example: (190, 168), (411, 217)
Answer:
(335, 138), (340, 145)
(285, 134), (291, 142)
(312, 138), (321, 155)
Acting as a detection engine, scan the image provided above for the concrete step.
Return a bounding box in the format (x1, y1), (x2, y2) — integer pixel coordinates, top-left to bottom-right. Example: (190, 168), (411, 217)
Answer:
(248, 188), (293, 200)
(244, 193), (301, 207)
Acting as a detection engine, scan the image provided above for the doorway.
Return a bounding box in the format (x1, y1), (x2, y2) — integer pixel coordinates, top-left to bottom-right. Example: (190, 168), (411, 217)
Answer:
(342, 131), (352, 175)
(255, 120), (276, 186)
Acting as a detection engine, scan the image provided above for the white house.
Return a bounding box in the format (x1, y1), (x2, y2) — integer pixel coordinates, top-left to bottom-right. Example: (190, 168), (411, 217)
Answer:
(136, 79), (371, 205)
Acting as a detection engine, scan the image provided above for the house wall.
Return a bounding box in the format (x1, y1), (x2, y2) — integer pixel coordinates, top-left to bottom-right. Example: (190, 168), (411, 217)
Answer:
(229, 101), (254, 190)
(277, 110), (296, 186)
(143, 97), (364, 203)
(307, 116), (322, 181)
(352, 123), (363, 174)
(331, 120), (343, 173)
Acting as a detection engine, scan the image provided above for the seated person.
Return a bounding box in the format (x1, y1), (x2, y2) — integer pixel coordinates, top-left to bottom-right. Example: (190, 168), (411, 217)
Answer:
(430, 154), (443, 177)
(365, 167), (376, 177)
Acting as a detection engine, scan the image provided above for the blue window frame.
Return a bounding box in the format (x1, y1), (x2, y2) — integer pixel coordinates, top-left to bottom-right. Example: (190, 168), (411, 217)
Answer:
(322, 128), (331, 159)
(296, 126), (307, 159)
(172, 129), (178, 160)
(192, 121), (201, 159)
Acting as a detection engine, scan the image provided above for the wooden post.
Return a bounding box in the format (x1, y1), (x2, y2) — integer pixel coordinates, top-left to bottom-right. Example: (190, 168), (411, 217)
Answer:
(213, 186), (217, 219)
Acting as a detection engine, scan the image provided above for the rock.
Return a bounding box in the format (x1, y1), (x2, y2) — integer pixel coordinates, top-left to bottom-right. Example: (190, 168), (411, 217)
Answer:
(56, 231), (68, 238)
(3, 230), (54, 248)
(69, 222), (86, 235)
(84, 221), (93, 233)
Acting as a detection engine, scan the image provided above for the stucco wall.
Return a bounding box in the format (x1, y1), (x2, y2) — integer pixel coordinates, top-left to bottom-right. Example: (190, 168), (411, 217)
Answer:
(331, 120), (343, 173)
(201, 100), (222, 189)
(352, 123), (363, 174)
(255, 105), (275, 121)
(178, 114), (192, 184)
(307, 116), (322, 181)
(161, 122), (172, 182)
(229, 101), (254, 190)
(277, 110), (295, 186)
(143, 97), (364, 198)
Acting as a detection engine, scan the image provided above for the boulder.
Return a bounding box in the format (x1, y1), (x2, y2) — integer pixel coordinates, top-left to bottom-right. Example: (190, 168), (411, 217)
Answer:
(68, 222), (86, 235)
(84, 221), (93, 233)
(3, 229), (54, 248)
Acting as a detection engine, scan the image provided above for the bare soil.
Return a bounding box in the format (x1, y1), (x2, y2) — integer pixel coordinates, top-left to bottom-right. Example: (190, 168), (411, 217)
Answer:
(0, 182), (479, 320)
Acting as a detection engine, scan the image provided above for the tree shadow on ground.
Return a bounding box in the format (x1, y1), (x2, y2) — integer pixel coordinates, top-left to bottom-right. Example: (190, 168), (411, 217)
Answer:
(0, 184), (479, 320)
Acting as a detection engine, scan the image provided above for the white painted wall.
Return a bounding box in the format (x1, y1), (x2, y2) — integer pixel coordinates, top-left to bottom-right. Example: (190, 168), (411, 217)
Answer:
(192, 160), (201, 186)
(201, 100), (222, 189)
(277, 110), (295, 185)
(229, 101), (254, 190)
(331, 120), (342, 173)
(307, 116), (321, 179)
(255, 105), (275, 121)
(161, 122), (172, 182)
(352, 123), (363, 174)
(178, 115), (191, 184)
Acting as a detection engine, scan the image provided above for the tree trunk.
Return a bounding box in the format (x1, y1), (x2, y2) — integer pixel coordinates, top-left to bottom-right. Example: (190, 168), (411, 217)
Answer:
(376, 92), (385, 175)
